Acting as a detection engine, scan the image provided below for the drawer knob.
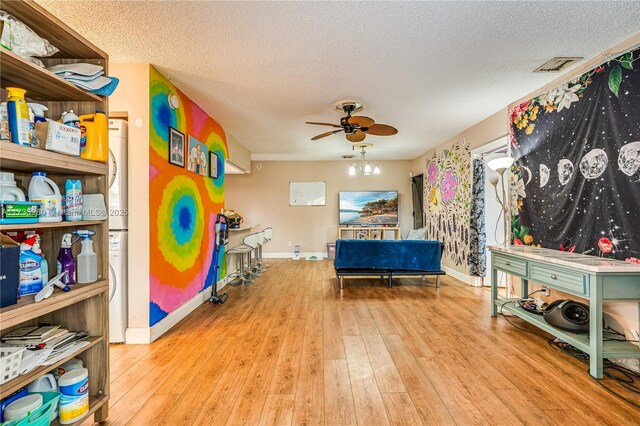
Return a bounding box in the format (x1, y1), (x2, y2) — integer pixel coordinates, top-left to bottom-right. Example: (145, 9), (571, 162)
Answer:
(550, 274), (557, 280)
(505, 261), (511, 266)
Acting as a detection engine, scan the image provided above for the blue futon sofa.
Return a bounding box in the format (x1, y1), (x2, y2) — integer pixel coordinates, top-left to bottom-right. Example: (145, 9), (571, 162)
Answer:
(334, 239), (445, 289)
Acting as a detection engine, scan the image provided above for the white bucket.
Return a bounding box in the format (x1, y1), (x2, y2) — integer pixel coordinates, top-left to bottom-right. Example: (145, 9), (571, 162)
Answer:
(28, 172), (62, 222)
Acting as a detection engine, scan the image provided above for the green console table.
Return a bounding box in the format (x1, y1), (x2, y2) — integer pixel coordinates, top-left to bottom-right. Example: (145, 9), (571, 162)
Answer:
(489, 245), (640, 378)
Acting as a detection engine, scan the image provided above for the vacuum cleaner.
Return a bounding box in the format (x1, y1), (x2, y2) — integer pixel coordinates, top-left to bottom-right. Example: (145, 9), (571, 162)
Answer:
(209, 213), (229, 304)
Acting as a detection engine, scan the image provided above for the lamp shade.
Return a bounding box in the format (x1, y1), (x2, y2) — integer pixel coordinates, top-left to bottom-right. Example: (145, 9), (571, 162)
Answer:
(373, 165), (381, 175)
(487, 156), (515, 172)
(348, 165), (356, 176)
(363, 163), (372, 174)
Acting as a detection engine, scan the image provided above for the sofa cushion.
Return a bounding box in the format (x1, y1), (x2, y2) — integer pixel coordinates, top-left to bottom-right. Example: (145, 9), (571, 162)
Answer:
(334, 239), (441, 272)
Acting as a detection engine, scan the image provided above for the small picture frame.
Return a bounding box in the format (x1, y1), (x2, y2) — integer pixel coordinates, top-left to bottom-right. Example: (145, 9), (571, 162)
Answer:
(209, 151), (219, 179)
(168, 127), (185, 167)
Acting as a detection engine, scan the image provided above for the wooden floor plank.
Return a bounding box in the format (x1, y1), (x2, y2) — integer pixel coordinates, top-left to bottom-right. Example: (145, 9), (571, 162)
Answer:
(90, 260), (640, 426)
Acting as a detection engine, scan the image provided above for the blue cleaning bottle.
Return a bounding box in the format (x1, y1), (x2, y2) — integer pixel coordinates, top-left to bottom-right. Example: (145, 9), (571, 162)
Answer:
(19, 235), (43, 295)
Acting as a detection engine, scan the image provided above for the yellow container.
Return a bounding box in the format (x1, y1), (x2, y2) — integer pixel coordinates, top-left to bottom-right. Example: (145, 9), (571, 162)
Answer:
(6, 87), (31, 146)
(79, 111), (108, 162)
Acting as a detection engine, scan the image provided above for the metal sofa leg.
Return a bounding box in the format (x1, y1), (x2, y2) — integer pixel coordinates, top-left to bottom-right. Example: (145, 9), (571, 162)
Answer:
(340, 276), (344, 289)
(436, 275), (441, 288)
(388, 275), (392, 288)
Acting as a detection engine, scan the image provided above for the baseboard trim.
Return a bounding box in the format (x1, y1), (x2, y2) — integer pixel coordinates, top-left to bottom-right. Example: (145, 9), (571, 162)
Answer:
(442, 265), (482, 287)
(124, 327), (151, 345)
(263, 252), (326, 259)
(126, 277), (231, 344)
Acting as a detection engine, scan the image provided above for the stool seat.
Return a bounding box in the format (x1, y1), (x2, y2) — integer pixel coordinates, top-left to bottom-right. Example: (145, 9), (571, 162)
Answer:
(228, 245), (252, 254)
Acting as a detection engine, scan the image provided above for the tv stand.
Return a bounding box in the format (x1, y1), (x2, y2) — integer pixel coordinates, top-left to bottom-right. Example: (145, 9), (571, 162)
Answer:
(338, 226), (401, 240)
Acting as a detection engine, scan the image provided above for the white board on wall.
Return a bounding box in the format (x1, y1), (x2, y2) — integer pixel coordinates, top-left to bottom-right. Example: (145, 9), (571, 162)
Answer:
(289, 181), (326, 206)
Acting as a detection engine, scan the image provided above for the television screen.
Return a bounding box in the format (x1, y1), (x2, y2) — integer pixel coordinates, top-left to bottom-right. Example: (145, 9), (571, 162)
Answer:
(339, 191), (398, 225)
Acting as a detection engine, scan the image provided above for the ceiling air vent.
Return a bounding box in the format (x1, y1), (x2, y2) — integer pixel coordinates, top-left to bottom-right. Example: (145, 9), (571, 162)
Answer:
(534, 57), (583, 73)
(342, 155), (355, 159)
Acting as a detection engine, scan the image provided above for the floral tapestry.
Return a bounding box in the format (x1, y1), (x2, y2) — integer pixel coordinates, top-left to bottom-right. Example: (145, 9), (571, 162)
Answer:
(510, 47), (640, 262)
(425, 139), (471, 268)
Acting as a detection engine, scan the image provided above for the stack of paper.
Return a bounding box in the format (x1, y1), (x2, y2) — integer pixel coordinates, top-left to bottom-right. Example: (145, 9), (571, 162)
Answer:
(2, 326), (90, 374)
(47, 63), (119, 96)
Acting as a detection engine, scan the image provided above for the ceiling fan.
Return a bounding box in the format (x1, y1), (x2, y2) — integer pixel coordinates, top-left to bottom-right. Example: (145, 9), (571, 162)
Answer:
(306, 101), (398, 142)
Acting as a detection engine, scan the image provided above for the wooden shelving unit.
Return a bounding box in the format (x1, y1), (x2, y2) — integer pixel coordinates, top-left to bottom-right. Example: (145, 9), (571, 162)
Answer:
(0, 1), (110, 423)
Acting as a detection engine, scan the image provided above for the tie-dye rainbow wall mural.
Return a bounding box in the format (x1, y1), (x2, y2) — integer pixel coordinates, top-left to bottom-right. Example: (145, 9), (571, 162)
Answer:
(149, 66), (228, 326)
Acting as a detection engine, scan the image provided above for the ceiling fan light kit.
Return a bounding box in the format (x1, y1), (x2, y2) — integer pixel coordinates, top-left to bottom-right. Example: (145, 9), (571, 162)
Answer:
(306, 99), (398, 142)
(348, 143), (381, 176)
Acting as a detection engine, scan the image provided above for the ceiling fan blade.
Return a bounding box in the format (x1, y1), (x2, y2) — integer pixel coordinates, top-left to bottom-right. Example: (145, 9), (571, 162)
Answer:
(347, 116), (375, 127)
(345, 130), (366, 143)
(311, 129), (343, 140)
(364, 124), (398, 136)
(306, 121), (342, 128)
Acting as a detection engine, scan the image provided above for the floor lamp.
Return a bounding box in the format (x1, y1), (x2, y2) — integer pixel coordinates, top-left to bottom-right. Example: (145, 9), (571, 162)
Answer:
(487, 156), (515, 247)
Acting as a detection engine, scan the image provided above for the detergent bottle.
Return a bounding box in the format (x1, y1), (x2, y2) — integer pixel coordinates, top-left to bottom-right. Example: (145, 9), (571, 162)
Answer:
(79, 111), (108, 162)
(19, 235), (43, 295)
(28, 172), (62, 222)
(73, 230), (97, 283)
(32, 236), (49, 286)
(57, 233), (76, 286)
(6, 87), (30, 146)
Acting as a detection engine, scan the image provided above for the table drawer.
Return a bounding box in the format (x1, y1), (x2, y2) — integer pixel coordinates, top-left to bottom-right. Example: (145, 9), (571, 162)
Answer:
(493, 255), (527, 277)
(530, 263), (588, 296)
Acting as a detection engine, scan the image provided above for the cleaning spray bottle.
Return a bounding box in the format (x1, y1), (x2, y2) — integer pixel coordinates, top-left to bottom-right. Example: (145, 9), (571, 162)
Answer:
(72, 230), (97, 283)
(32, 235), (49, 286)
(19, 235), (43, 295)
(57, 233), (76, 286)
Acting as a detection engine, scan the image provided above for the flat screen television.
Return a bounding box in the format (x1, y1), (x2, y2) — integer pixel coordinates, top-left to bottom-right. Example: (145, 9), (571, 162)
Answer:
(339, 191), (399, 226)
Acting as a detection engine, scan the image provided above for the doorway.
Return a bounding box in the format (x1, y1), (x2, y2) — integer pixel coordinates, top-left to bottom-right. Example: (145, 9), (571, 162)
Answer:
(472, 137), (509, 287)
(411, 174), (424, 229)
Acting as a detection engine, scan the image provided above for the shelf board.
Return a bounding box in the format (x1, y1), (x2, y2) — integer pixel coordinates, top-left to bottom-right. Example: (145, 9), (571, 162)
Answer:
(51, 394), (109, 426)
(0, 280), (109, 331)
(0, 50), (104, 102)
(0, 336), (103, 398)
(496, 298), (640, 357)
(0, 1), (107, 60)
(0, 219), (107, 232)
(0, 142), (109, 175)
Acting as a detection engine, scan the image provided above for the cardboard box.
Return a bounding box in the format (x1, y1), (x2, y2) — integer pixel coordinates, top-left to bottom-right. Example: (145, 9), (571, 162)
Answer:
(40, 120), (81, 156)
(0, 234), (20, 308)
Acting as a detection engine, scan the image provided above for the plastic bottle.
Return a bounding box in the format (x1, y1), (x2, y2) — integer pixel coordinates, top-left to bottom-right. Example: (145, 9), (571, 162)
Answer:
(62, 110), (83, 153)
(32, 236), (48, 286)
(65, 180), (83, 221)
(0, 172), (26, 201)
(73, 230), (97, 283)
(19, 235), (43, 295)
(28, 172), (62, 222)
(1, 102), (10, 141)
(28, 103), (48, 149)
(79, 111), (108, 162)
(6, 87), (30, 146)
(57, 233), (76, 286)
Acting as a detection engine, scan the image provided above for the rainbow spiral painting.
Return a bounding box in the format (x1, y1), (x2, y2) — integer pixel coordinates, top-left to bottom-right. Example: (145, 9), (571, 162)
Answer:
(149, 66), (228, 326)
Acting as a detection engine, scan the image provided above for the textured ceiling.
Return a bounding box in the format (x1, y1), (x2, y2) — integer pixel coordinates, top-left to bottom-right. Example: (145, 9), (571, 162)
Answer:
(38, 1), (640, 160)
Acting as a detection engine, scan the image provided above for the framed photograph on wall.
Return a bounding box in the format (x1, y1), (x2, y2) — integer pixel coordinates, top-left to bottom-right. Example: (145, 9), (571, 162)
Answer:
(209, 151), (219, 179)
(168, 127), (185, 167)
(187, 136), (208, 176)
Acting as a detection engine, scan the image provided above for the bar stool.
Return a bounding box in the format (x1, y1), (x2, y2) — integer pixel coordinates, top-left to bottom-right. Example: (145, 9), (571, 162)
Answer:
(254, 231), (267, 273)
(227, 238), (255, 286)
(261, 227), (272, 269)
(243, 232), (262, 278)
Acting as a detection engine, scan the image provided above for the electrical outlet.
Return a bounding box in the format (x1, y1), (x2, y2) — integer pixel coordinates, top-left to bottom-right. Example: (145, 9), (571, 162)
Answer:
(542, 286), (550, 297)
(287, 241), (292, 247)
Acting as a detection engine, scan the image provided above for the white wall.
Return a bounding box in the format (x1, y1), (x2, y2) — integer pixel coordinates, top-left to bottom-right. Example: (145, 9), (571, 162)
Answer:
(225, 160), (413, 255)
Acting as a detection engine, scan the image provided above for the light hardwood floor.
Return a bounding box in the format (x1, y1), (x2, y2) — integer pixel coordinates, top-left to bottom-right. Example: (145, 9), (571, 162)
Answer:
(93, 260), (640, 425)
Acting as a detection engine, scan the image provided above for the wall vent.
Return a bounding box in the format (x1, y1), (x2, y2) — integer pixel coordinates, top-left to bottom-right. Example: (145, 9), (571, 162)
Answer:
(534, 57), (583, 73)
